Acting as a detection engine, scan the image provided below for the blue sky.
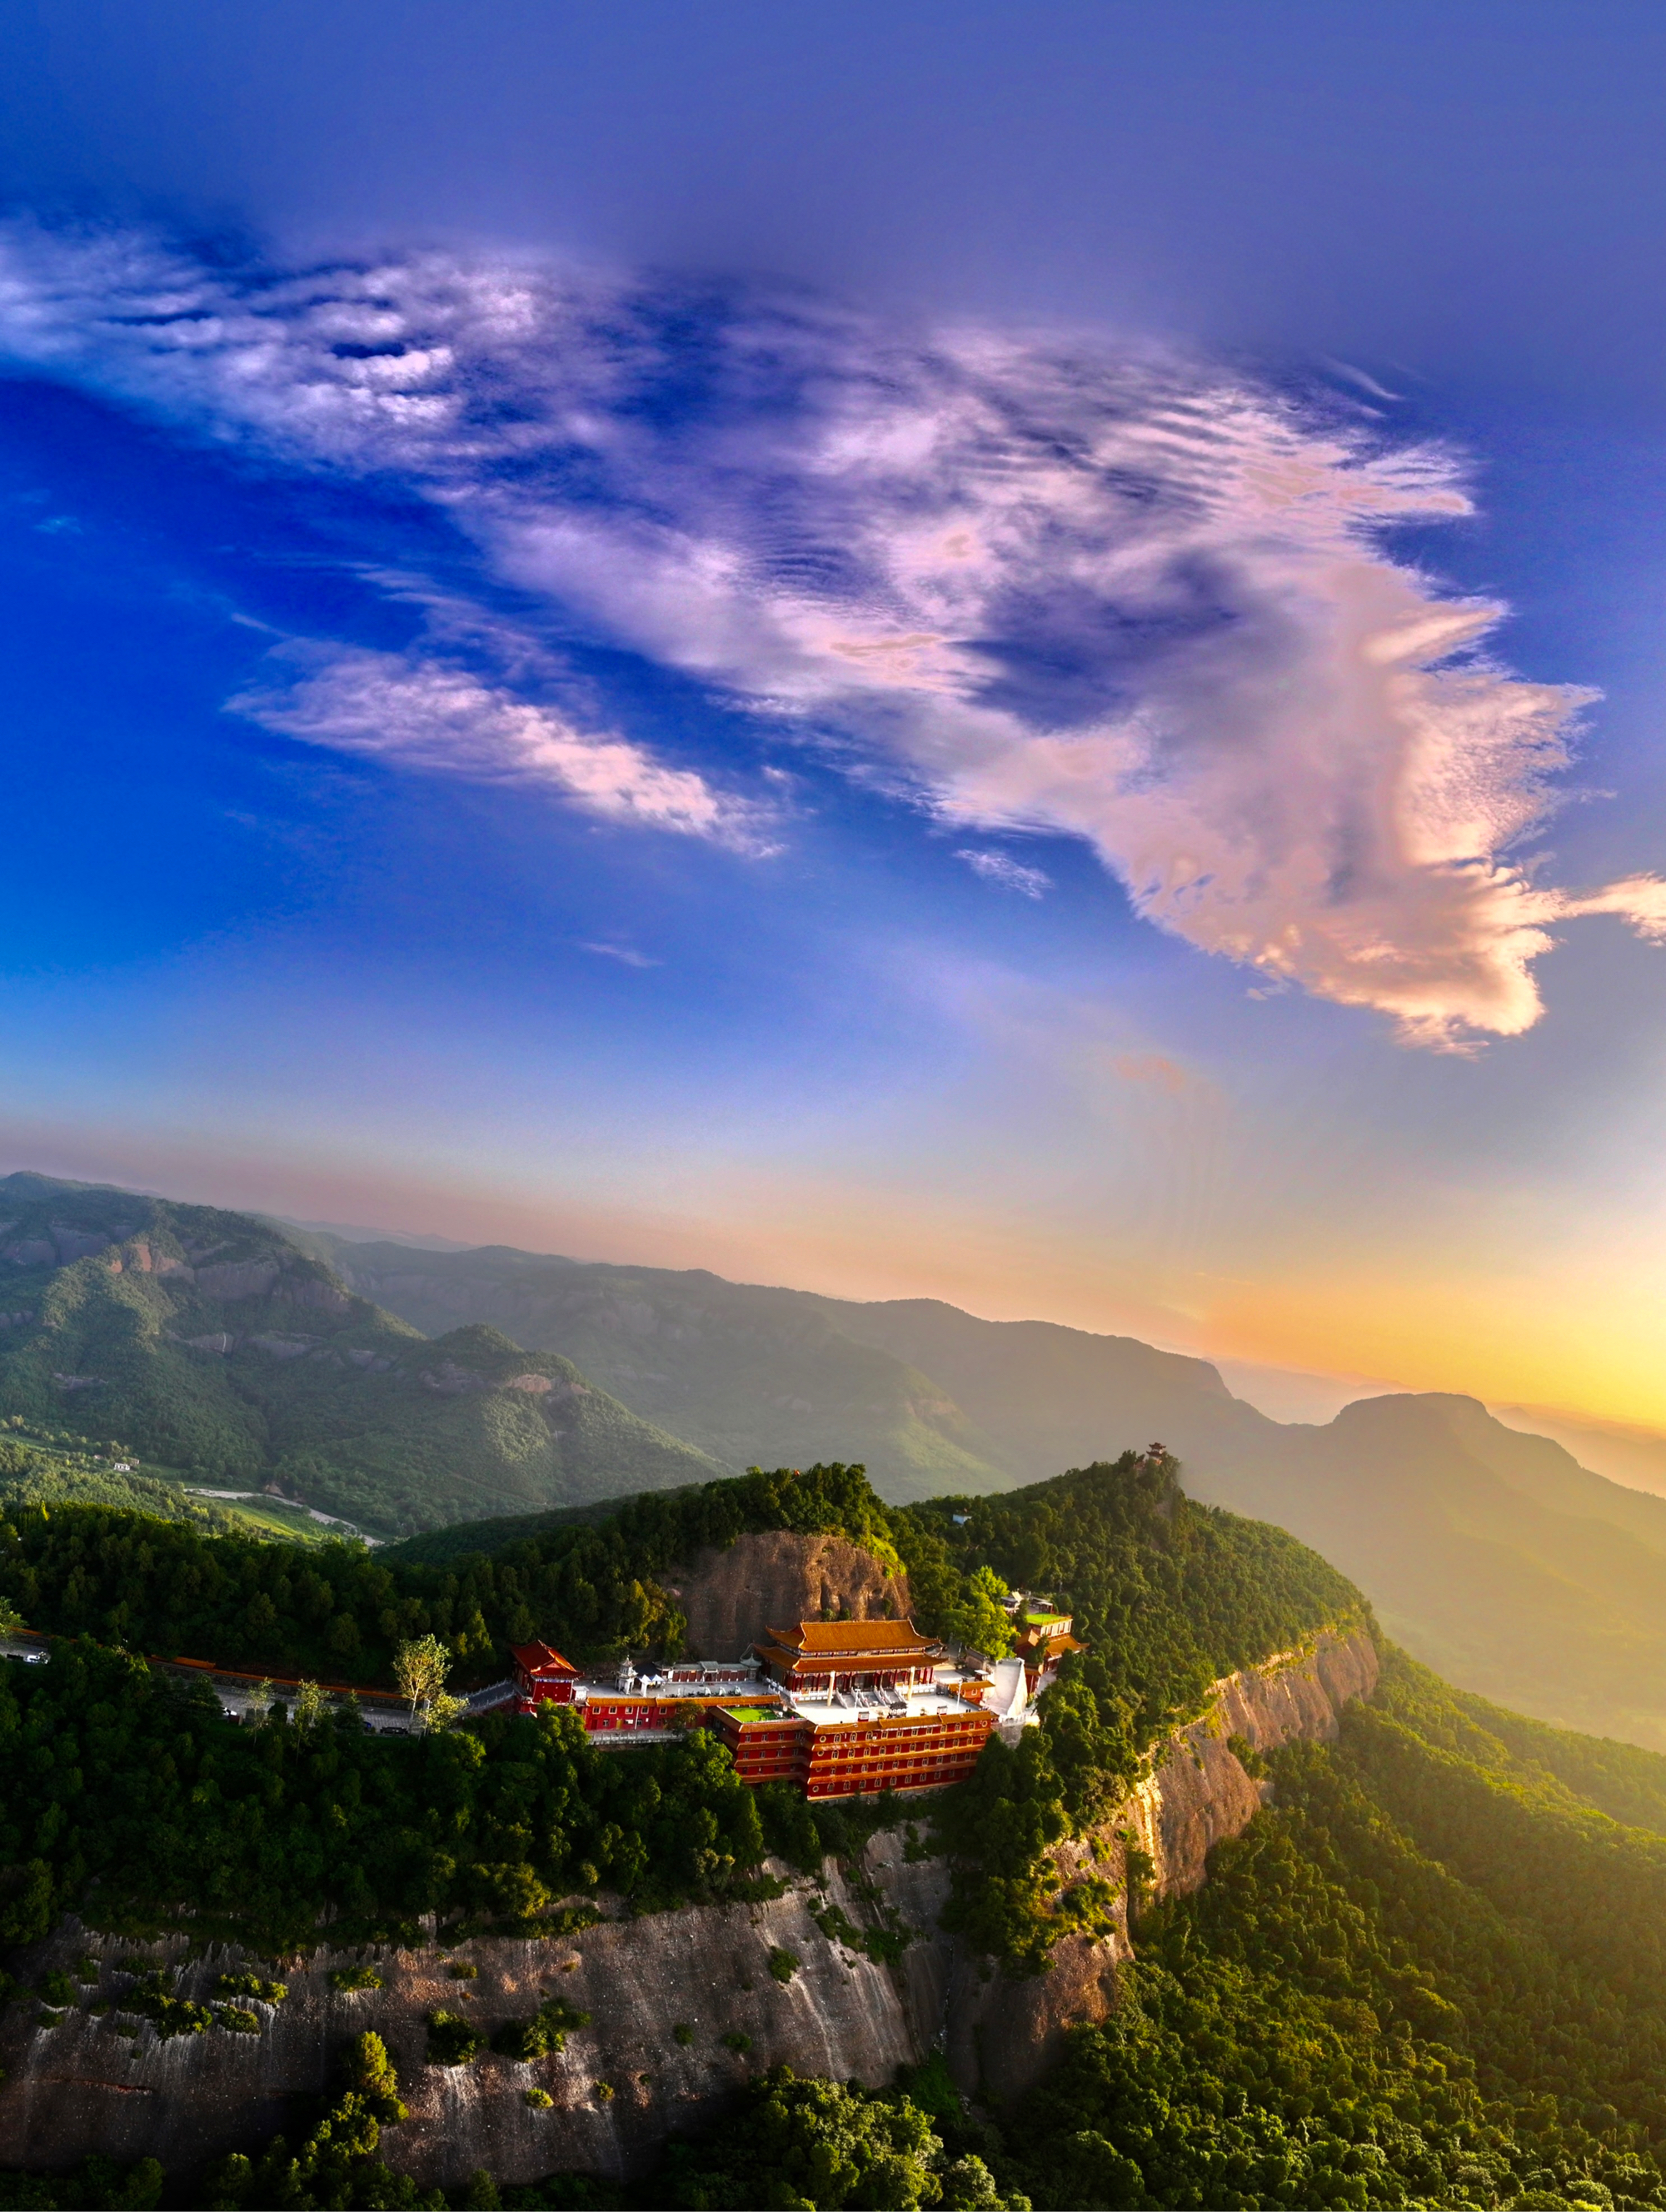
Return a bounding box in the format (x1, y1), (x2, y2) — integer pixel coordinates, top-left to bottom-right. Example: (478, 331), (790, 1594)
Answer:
(6, 2), (1666, 1423)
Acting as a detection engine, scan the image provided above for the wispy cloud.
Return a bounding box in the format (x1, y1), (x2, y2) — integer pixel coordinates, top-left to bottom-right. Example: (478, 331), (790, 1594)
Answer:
(579, 940), (659, 969)
(2, 217), (1660, 1045)
(233, 644), (771, 849)
(955, 848), (1051, 899)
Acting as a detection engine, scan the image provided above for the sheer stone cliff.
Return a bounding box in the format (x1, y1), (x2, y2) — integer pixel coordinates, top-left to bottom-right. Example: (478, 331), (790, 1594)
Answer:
(668, 1527), (911, 1657)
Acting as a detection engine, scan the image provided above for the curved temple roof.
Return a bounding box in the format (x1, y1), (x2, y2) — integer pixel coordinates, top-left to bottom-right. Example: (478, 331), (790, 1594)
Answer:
(761, 1618), (940, 1657)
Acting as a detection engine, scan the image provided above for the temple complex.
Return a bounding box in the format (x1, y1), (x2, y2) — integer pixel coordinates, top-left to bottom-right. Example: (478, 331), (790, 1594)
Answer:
(501, 1606), (1075, 1799)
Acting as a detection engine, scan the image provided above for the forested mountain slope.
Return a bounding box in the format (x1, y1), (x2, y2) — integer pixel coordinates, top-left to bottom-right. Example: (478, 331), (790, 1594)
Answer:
(1002, 1649), (1666, 2210)
(303, 1234), (1025, 1495)
(0, 1453), (1358, 1947)
(0, 1173), (722, 1537)
(1186, 1390), (1666, 1753)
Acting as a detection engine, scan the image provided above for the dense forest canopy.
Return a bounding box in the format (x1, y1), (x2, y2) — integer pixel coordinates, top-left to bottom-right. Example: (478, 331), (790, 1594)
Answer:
(0, 1454), (1357, 1696)
(1002, 1653), (1666, 2210)
(0, 1639), (775, 1954)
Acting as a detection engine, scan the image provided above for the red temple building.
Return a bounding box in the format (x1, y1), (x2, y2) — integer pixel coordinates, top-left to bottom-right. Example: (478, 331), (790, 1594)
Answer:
(752, 1617), (945, 1696)
(509, 1641), (581, 1707)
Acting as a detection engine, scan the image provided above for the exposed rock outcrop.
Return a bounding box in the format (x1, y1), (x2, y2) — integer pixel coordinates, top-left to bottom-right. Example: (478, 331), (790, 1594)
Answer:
(50, 1226), (111, 1263)
(277, 1277), (355, 1316)
(0, 1866), (923, 2190)
(669, 1529), (911, 1657)
(0, 1627), (1376, 2190)
(2, 1238), (55, 1269)
(195, 1258), (282, 1303)
(1130, 1627), (1379, 1899)
(949, 1625), (1380, 2101)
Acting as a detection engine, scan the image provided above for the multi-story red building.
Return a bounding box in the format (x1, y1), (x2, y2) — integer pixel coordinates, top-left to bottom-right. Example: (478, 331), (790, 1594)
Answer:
(706, 1695), (994, 1799)
(691, 1615), (997, 1797)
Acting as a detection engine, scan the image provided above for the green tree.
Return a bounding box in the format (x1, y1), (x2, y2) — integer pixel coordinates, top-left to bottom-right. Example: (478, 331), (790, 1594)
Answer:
(654, 2066), (950, 2210)
(292, 1678), (327, 1732)
(202, 2028), (435, 2208)
(392, 1633), (451, 1728)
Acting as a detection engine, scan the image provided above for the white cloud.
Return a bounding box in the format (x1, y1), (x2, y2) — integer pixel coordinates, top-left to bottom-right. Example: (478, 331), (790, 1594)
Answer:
(3, 217), (1660, 1045)
(233, 645), (770, 850)
(955, 849), (1051, 899)
(579, 941), (660, 968)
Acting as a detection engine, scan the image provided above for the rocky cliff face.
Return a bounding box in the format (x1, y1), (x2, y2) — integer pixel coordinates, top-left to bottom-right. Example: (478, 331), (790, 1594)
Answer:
(951, 1625), (1381, 2102)
(668, 1529), (911, 1657)
(0, 1629), (1376, 2191)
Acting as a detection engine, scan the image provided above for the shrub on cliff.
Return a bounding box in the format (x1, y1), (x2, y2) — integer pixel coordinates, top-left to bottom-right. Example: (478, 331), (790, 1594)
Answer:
(204, 2031), (426, 2210)
(425, 2010), (485, 2067)
(121, 1969), (213, 2040)
(647, 2065), (1029, 2211)
(216, 1972), (287, 2003)
(492, 2000), (591, 2060)
(330, 1966), (385, 1993)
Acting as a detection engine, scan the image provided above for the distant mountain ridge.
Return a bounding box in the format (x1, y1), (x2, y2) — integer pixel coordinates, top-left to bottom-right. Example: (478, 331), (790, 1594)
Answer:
(0, 1173), (723, 1536)
(298, 1233), (1245, 1497)
(1494, 1401), (1666, 1499)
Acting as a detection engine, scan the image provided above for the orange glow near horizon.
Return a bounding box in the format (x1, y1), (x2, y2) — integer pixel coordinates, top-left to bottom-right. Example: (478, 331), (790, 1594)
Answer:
(12, 1104), (1666, 1441)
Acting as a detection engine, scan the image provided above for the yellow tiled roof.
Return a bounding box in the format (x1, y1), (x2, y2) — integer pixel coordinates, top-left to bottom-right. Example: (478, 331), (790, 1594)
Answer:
(763, 1617), (938, 1657)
